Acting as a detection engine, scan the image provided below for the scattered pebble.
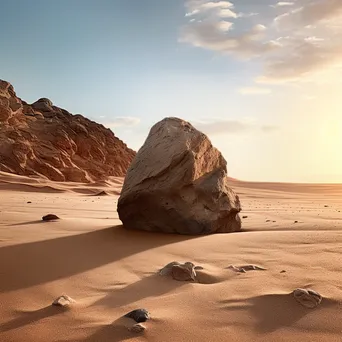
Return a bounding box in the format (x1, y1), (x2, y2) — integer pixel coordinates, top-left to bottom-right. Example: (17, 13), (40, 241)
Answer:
(294, 220), (298, 223)
(280, 270), (286, 273)
(266, 220), (271, 222)
(42, 214), (60, 221)
(324, 205), (329, 207)
(125, 309), (150, 323)
(52, 295), (75, 307)
(293, 288), (322, 308)
(129, 323), (146, 333)
(227, 265), (267, 273)
(159, 261), (202, 279)
(27, 201), (32, 204)
(242, 216), (248, 219)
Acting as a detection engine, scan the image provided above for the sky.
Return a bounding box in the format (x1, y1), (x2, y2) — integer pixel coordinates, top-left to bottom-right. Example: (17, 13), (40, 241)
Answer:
(1, 0), (342, 183)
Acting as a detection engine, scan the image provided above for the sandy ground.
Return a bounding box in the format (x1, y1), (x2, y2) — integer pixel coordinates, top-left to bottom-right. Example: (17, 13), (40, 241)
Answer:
(1, 171), (342, 342)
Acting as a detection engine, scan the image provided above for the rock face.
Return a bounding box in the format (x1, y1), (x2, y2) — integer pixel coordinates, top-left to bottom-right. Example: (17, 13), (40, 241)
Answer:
(117, 117), (241, 235)
(0, 80), (135, 182)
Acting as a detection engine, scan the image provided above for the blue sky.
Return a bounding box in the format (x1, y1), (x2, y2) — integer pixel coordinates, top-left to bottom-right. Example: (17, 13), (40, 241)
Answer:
(1, 0), (342, 182)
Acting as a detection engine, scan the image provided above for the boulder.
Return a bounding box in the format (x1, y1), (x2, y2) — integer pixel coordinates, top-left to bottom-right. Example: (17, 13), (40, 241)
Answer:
(117, 117), (241, 235)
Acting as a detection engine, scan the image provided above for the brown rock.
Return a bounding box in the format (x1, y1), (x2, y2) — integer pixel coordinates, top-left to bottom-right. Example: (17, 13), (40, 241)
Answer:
(117, 117), (241, 235)
(293, 288), (322, 308)
(129, 323), (146, 333)
(42, 214), (60, 221)
(125, 309), (150, 323)
(159, 261), (202, 277)
(0, 79), (135, 182)
(52, 295), (76, 307)
(171, 263), (196, 281)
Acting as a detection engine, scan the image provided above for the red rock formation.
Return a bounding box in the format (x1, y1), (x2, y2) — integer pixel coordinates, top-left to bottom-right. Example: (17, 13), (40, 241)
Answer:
(0, 80), (135, 182)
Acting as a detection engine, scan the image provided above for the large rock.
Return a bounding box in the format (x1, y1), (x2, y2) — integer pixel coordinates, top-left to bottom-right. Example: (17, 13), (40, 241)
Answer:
(0, 79), (135, 182)
(117, 117), (241, 235)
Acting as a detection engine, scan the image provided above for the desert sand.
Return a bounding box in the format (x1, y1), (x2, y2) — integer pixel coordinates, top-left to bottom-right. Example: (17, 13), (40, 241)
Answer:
(1, 171), (342, 342)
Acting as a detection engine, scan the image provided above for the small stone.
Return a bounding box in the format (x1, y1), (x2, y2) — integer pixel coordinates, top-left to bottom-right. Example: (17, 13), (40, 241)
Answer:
(294, 220), (298, 223)
(52, 295), (75, 307)
(125, 309), (150, 323)
(243, 216), (248, 219)
(42, 214), (60, 221)
(266, 220), (271, 222)
(159, 261), (203, 277)
(227, 265), (266, 273)
(324, 205), (329, 207)
(293, 288), (322, 308)
(129, 323), (146, 333)
(27, 201), (32, 204)
(171, 264), (196, 281)
(280, 270), (286, 273)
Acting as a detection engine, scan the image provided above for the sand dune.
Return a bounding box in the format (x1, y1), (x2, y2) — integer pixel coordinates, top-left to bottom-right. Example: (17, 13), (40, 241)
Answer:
(0, 172), (342, 342)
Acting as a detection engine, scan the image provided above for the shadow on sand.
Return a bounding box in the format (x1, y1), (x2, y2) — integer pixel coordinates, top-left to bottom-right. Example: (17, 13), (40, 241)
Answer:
(9, 220), (44, 227)
(93, 273), (187, 309)
(0, 306), (66, 333)
(0, 225), (197, 293)
(221, 293), (339, 333)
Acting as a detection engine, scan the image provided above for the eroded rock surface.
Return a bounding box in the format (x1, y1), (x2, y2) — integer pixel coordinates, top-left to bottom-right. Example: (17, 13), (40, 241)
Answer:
(118, 117), (241, 235)
(293, 288), (322, 308)
(52, 295), (76, 307)
(0, 80), (135, 182)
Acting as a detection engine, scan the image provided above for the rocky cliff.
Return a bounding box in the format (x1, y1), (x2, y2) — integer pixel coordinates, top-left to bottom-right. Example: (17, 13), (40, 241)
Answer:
(0, 80), (135, 182)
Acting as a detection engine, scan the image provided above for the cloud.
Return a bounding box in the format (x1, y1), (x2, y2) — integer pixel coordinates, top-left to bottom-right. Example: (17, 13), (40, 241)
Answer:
(103, 117), (141, 128)
(191, 118), (277, 135)
(218, 8), (238, 18)
(192, 119), (251, 135)
(238, 87), (271, 95)
(181, 0), (342, 84)
(257, 39), (342, 83)
(180, 20), (279, 59)
(185, 1), (236, 17)
(217, 20), (234, 31)
(272, 2), (294, 7)
(274, 0), (342, 29)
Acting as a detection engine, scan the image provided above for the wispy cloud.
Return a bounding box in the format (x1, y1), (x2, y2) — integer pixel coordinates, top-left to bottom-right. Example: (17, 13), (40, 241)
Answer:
(185, 1), (236, 17)
(180, 0), (342, 84)
(191, 118), (277, 135)
(271, 2), (295, 8)
(102, 117), (141, 128)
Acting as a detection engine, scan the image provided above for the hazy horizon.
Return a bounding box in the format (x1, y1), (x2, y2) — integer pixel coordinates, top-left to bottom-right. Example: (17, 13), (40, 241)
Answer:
(1, 0), (341, 183)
